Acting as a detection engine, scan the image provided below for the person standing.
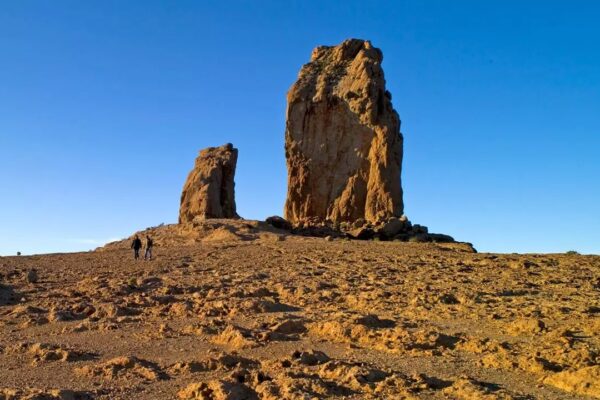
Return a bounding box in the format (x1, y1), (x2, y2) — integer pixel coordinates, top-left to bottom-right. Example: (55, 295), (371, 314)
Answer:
(144, 235), (153, 261)
(131, 235), (142, 260)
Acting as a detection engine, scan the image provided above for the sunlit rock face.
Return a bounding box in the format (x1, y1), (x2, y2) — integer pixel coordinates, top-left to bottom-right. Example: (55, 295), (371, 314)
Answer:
(284, 39), (404, 226)
(179, 143), (239, 223)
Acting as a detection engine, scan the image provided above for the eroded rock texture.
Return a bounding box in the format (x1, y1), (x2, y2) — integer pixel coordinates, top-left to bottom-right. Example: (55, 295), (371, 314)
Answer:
(284, 39), (404, 225)
(179, 143), (239, 223)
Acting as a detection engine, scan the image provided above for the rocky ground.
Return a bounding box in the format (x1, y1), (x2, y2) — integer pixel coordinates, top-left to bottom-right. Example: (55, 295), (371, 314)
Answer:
(1, 222), (599, 399)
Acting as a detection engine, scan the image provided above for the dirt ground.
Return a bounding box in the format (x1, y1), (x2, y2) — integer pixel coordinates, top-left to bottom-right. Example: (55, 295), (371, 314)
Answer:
(1, 223), (599, 399)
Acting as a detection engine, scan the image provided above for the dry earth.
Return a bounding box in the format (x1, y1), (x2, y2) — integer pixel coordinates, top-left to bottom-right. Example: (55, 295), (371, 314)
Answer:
(1, 221), (599, 399)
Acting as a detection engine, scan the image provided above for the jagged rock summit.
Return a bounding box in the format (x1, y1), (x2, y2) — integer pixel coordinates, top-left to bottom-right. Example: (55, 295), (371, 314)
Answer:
(179, 143), (239, 223)
(284, 39), (404, 226)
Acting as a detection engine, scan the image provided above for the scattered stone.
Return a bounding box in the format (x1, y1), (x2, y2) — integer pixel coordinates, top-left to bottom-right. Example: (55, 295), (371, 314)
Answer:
(27, 342), (80, 365)
(213, 325), (257, 349)
(271, 319), (306, 335)
(26, 269), (38, 283)
(177, 379), (257, 400)
(49, 307), (77, 322)
(291, 349), (330, 366)
(442, 377), (521, 399)
(439, 293), (461, 305)
(75, 356), (165, 381)
(168, 361), (206, 375)
(318, 360), (388, 391)
(506, 318), (546, 335)
(543, 366), (600, 398)
(3, 204), (599, 400)
(353, 314), (395, 328)
(0, 388), (93, 400)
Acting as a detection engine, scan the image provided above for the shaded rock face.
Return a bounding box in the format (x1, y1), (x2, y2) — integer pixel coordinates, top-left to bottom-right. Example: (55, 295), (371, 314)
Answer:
(179, 144), (239, 223)
(284, 39), (404, 226)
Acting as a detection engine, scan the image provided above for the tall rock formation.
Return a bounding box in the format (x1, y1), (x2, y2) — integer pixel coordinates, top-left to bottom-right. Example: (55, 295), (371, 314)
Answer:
(284, 39), (404, 226)
(179, 143), (239, 223)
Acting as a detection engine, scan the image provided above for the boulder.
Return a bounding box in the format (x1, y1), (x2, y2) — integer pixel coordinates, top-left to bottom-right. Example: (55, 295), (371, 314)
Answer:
(265, 216), (292, 231)
(284, 39), (404, 226)
(179, 143), (239, 223)
(347, 226), (375, 240)
(412, 224), (428, 234)
(26, 269), (39, 284)
(408, 233), (431, 243)
(427, 233), (455, 243)
(378, 217), (407, 238)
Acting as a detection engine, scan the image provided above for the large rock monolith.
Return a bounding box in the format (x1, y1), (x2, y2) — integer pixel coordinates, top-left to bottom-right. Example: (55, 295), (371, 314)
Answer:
(179, 143), (239, 223)
(284, 39), (404, 226)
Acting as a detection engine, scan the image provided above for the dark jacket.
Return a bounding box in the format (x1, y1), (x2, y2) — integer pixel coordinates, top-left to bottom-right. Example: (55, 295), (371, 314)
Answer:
(131, 238), (142, 250)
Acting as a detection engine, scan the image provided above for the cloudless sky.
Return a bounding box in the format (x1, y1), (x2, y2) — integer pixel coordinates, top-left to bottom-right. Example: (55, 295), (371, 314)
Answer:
(1, 0), (599, 255)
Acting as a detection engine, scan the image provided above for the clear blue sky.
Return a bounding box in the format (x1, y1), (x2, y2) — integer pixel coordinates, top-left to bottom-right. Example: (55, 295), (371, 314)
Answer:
(1, 1), (599, 255)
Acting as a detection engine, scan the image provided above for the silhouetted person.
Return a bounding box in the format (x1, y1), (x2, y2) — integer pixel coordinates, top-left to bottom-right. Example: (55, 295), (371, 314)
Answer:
(144, 235), (153, 260)
(131, 235), (142, 260)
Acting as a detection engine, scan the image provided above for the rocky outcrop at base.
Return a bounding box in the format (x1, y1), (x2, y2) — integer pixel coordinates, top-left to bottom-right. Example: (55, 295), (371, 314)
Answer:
(266, 215), (457, 244)
(179, 143), (239, 223)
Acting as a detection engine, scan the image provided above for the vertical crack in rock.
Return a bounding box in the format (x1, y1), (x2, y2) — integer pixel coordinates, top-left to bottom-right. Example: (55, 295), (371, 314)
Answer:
(284, 39), (404, 226)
